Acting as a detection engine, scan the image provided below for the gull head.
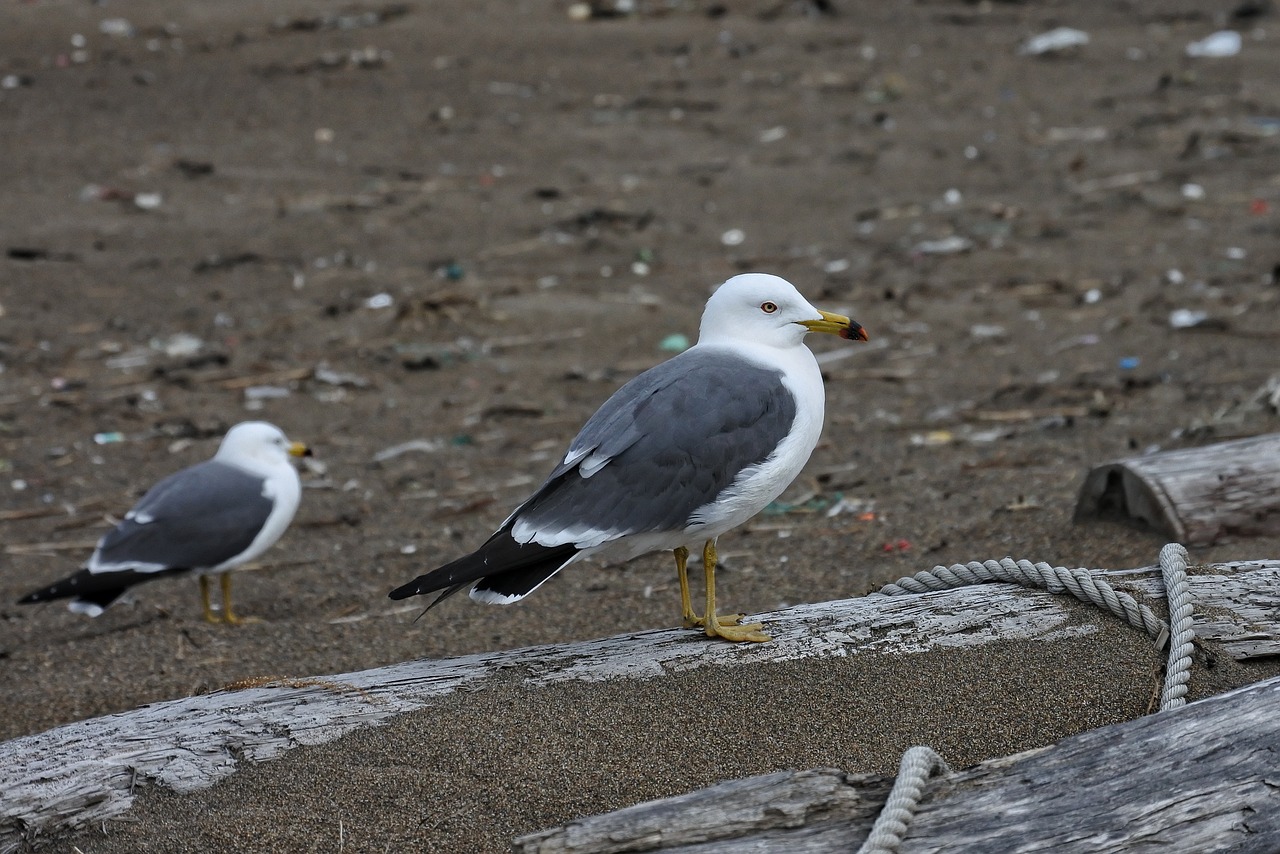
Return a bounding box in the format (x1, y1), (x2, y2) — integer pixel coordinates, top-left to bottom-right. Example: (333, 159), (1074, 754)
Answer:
(698, 273), (867, 349)
(216, 421), (310, 467)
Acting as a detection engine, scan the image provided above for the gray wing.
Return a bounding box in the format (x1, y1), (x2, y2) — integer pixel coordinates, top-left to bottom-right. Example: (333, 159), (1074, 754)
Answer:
(90, 460), (274, 572)
(515, 349), (797, 537)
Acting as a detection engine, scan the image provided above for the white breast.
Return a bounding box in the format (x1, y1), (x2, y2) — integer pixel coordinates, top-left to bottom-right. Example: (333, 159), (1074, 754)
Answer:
(685, 341), (825, 540)
(213, 464), (302, 572)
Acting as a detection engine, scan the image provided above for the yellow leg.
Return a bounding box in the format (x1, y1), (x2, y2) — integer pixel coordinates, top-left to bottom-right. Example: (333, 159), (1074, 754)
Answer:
(220, 573), (244, 625)
(200, 574), (251, 625)
(702, 539), (769, 643)
(674, 546), (699, 627)
(674, 544), (743, 630)
(200, 575), (220, 623)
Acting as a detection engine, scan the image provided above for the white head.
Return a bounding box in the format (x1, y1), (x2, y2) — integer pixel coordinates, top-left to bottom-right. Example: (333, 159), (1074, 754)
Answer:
(697, 273), (864, 349)
(215, 422), (309, 468)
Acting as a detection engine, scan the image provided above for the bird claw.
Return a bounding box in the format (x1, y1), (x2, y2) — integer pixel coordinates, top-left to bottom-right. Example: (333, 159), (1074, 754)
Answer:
(683, 612), (747, 629)
(704, 620), (771, 643)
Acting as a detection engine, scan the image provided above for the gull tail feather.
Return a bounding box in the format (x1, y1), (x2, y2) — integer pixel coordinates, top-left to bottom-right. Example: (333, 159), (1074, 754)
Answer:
(389, 531), (578, 606)
(17, 567), (184, 614)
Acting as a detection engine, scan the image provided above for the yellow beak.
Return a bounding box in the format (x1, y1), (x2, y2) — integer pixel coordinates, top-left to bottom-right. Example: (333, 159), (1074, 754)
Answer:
(288, 441), (312, 458)
(797, 309), (869, 341)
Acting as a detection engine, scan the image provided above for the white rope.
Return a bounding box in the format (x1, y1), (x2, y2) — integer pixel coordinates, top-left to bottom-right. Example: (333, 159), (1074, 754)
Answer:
(875, 557), (1168, 642)
(855, 746), (950, 854)
(1159, 543), (1195, 710)
(857, 544), (1199, 851)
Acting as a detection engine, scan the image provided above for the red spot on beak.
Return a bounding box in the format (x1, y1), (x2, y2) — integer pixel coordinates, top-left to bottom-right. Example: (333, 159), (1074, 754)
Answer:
(842, 322), (869, 342)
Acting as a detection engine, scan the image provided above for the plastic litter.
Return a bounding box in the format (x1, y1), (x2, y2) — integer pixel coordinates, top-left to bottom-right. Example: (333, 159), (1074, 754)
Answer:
(1019, 28), (1090, 56)
(914, 235), (973, 255)
(99, 18), (135, 37)
(314, 364), (371, 388)
(104, 348), (152, 370)
(825, 496), (875, 518)
(152, 332), (204, 358)
(1169, 309), (1209, 329)
(1185, 31), (1242, 58)
(373, 439), (445, 462)
(244, 385), (291, 400)
(658, 333), (690, 353)
(911, 430), (954, 447)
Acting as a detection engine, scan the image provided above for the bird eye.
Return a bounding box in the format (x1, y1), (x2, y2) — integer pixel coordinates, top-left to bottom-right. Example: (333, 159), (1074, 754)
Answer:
(760, 301), (778, 314)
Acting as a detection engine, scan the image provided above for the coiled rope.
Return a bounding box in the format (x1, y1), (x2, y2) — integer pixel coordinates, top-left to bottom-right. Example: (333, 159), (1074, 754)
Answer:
(854, 543), (1197, 853)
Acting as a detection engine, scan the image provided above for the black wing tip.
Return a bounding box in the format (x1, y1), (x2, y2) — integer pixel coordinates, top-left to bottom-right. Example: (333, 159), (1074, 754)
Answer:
(387, 545), (494, 601)
(17, 571), (88, 605)
(388, 579), (425, 601)
(388, 538), (579, 608)
(388, 578), (468, 611)
(17, 583), (126, 611)
(16, 567), (172, 610)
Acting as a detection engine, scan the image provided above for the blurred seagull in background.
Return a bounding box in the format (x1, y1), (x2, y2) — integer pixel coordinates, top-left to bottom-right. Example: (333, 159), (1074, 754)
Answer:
(18, 421), (310, 623)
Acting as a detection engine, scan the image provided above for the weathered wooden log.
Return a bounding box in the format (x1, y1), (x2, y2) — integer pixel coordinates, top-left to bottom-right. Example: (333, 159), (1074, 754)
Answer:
(2, 559), (1278, 853)
(1108, 561), (1280, 659)
(1074, 432), (1280, 546)
(515, 767), (891, 854)
(514, 674), (1280, 853)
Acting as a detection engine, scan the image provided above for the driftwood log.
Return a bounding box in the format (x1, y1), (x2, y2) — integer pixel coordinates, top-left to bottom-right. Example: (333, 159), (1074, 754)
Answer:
(1075, 432), (1280, 546)
(1107, 561), (1280, 660)
(514, 674), (1280, 853)
(3, 559), (1279, 853)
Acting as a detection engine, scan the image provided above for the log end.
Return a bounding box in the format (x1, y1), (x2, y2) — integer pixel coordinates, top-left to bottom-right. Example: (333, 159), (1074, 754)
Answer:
(1073, 462), (1184, 541)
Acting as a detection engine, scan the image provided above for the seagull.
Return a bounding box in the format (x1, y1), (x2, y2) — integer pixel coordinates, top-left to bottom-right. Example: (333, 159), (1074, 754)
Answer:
(389, 273), (867, 642)
(18, 421), (310, 623)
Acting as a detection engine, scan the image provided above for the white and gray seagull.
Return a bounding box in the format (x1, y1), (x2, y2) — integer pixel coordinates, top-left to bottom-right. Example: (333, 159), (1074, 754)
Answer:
(18, 421), (310, 623)
(389, 273), (867, 642)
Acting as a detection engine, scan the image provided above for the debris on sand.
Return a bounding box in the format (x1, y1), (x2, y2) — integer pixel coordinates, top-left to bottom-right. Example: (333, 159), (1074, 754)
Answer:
(1018, 28), (1090, 56)
(1185, 31), (1242, 58)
